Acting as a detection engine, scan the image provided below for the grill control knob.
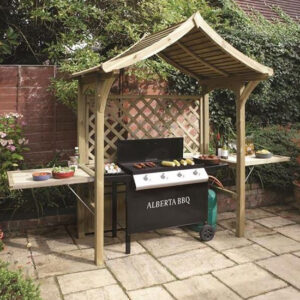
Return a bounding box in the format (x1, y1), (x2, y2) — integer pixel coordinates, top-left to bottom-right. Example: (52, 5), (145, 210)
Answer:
(161, 173), (166, 179)
(193, 170), (198, 175)
(177, 172), (182, 177)
(143, 175), (148, 181)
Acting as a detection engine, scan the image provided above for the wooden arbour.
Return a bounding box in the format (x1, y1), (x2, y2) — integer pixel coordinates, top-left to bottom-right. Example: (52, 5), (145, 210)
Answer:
(71, 12), (273, 265)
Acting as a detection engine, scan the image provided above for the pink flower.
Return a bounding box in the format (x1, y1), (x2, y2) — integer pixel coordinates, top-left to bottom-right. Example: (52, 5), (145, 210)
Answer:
(24, 139), (29, 145)
(18, 138), (24, 144)
(0, 132), (6, 138)
(0, 139), (7, 147)
(7, 139), (14, 145)
(7, 145), (16, 151)
(21, 121), (27, 126)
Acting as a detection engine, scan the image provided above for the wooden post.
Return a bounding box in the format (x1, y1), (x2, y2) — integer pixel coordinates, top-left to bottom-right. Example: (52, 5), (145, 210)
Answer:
(94, 75), (116, 266)
(235, 84), (246, 237)
(199, 97), (204, 154)
(77, 80), (86, 239)
(234, 81), (260, 237)
(202, 88), (209, 154)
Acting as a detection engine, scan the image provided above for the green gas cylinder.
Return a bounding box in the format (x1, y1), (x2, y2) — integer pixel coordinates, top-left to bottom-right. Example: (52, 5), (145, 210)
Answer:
(189, 189), (217, 232)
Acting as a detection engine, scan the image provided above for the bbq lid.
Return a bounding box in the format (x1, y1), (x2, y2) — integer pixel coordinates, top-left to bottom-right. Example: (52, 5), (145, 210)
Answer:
(117, 138), (183, 163)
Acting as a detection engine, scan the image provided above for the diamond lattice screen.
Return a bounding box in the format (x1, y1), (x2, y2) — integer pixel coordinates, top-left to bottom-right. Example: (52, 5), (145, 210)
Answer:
(86, 95), (201, 163)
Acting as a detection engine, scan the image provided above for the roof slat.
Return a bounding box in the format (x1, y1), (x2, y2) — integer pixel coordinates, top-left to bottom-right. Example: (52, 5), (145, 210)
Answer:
(72, 11), (273, 82)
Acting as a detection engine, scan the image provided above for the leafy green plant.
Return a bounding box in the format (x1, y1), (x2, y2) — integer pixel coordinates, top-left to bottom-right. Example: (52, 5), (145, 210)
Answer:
(1, 0), (299, 125)
(0, 260), (41, 300)
(52, 166), (75, 173)
(0, 113), (29, 197)
(249, 124), (300, 190)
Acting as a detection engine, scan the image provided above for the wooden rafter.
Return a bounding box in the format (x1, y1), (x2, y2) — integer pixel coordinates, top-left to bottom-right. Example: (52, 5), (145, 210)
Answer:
(177, 41), (228, 77)
(158, 52), (203, 81)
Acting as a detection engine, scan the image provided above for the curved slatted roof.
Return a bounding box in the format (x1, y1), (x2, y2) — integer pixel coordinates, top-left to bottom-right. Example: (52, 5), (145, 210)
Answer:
(72, 12), (273, 84)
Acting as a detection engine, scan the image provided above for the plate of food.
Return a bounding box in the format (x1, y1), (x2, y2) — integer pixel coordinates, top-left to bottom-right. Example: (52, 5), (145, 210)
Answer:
(105, 163), (124, 174)
(194, 154), (220, 165)
(255, 149), (273, 159)
(52, 166), (75, 179)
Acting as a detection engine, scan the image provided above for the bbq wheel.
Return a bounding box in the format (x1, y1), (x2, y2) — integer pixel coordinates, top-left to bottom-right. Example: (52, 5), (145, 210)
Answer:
(200, 225), (215, 241)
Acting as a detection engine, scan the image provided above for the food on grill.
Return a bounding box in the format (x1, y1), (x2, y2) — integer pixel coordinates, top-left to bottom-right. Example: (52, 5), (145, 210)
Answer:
(186, 158), (195, 166)
(180, 159), (187, 166)
(173, 159), (180, 167)
(134, 163), (143, 169)
(145, 162), (156, 167)
(161, 160), (176, 167)
(140, 163), (146, 168)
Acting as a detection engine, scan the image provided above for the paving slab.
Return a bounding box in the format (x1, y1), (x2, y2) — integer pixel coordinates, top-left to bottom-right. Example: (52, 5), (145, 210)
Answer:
(213, 263), (286, 298)
(223, 244), (274, 264)
(217, 211), (236, 221)
(29, 237), (78, 256)
(63, 284), (128, 300)
(278, 209), (300, 223)
(276, 224), (300, 241)
(156, 227), (185, 235)
(140, 234), (206, 257)
(164, 274), (241, 300)
(106, 253), (174, 290)
(250, 286), (300, 300)
(261, 204), (293, 214)
(34, 248), (98, 278)
(128, 286), (173, 300)
(57, 268), (115, 294)
(159, 247), (234, 279)
(245, 208), (275, 220)
(257, 254), (300, 289)
(251, 233), (300, 255)
(206, 230), (251, 251)
(0, 237), (31, 258)
(293, 251), (300, 257)
(118, 231), (160, 243)
(27, 226), (69, 240)
(255, 216), (295, 228)
(38, 277), (62, 300)
(0, 251), (36, 279)
(104, 241), (145, 260)
(219, 219), (275, 238)
(67, 226), (120, 247)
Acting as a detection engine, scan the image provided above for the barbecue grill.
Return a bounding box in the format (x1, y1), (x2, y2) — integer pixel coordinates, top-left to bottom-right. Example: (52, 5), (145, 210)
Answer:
(117, 137), (226, 253)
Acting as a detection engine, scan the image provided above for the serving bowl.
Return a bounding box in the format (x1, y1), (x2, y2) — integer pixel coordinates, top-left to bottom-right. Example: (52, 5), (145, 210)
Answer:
(52, 170), (75, 179)
(32, 172), (51, 181)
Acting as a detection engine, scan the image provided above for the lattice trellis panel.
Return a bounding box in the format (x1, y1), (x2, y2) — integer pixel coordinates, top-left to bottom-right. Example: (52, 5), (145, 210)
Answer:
(86, 95), (201, 163)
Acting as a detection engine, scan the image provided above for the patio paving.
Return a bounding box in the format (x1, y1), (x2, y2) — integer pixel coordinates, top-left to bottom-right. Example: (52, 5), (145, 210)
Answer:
(1, 204), (300, 299)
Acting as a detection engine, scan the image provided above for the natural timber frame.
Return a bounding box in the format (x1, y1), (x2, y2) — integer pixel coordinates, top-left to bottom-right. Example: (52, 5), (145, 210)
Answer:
(72, 11), (273, 265)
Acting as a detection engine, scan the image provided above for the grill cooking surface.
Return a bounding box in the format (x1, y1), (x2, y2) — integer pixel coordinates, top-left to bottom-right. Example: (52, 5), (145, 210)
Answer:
(118, 160), (204, 175)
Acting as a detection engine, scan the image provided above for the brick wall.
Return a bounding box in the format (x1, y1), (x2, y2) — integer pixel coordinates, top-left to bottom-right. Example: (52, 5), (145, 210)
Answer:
(0, 65), (77, 165)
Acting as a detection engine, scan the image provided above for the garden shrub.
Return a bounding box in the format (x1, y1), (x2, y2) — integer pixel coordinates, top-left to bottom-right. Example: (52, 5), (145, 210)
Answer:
(0, 113), (28, 197)
(0, 260), (41, 300)
(249, 124), (300, 190)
